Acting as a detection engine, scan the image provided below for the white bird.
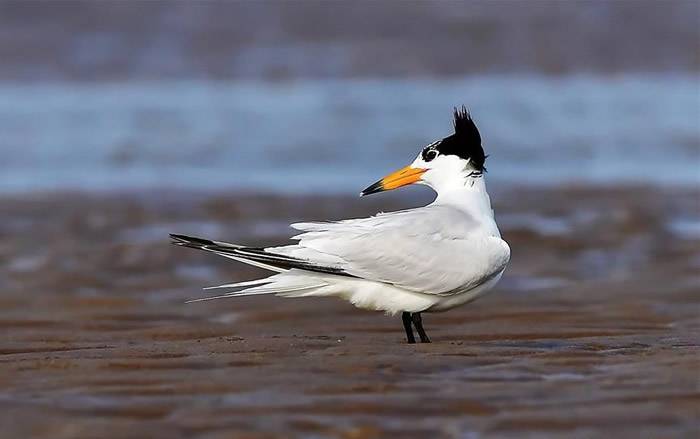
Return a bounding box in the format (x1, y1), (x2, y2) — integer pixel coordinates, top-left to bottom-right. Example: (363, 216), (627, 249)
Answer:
(171, 107), (510, 343)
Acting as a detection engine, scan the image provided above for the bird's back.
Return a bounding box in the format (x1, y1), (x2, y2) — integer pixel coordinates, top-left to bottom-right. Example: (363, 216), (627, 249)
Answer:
(269, 204), (510, 296)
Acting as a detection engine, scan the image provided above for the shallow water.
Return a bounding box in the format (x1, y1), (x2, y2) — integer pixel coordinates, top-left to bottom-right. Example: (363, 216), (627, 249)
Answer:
(1, 76), (698, 194)
(0, 187), (698, 438)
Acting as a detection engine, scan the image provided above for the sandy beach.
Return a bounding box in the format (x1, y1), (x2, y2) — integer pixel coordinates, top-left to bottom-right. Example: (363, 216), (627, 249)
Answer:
(1, 186), (697, 438)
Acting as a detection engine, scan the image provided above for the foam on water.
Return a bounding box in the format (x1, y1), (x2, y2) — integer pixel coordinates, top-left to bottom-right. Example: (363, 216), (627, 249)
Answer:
(0, 75), (697, 193)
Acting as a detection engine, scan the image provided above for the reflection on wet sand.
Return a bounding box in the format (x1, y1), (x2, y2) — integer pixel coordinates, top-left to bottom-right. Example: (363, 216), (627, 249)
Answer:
(0, 187), (698, 438)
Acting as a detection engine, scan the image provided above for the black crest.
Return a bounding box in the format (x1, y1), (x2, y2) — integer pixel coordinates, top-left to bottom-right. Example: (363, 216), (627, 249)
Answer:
(432, 106), (486, 171)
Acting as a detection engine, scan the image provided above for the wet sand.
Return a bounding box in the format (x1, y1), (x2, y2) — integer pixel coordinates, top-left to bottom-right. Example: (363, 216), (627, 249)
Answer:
(1, 187), (698, 438)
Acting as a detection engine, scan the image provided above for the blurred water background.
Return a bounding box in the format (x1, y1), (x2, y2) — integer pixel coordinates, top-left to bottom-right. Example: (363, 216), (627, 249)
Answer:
(1, 0), (698, 194)
(1, 76), (698, 194)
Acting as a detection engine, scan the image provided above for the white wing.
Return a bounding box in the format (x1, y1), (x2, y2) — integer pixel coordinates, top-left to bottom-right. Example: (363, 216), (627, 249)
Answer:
(269, 206), (510, 296)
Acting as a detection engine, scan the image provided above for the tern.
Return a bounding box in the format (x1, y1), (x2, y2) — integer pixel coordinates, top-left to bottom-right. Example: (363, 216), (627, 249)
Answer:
(171, 107), (510, 343)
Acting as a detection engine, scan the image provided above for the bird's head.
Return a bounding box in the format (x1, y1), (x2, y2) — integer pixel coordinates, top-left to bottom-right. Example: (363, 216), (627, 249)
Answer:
(361, 106), (486, 196)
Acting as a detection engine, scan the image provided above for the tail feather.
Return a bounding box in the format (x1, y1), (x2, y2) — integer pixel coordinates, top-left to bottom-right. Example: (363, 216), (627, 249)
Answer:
(203, 278), (272, 290)
(171, 233), (336, 304)
(186, 283), (328, 303)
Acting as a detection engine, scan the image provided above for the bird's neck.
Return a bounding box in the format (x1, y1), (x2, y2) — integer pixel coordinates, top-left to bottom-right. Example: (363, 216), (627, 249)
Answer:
(433, 177), (500, 236)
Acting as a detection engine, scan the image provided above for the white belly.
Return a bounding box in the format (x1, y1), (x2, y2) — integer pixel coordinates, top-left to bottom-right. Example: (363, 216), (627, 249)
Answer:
(425, 269), (505, 312)
(298, 268), (505, 315)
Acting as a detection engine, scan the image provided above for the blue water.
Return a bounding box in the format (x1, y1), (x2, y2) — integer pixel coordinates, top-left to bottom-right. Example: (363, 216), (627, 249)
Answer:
(0, 75), (697, 194)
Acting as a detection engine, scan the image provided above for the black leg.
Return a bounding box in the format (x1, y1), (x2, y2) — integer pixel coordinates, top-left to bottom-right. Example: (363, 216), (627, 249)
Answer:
(412, 312), (431, 343)
(402, 312), (416, 344)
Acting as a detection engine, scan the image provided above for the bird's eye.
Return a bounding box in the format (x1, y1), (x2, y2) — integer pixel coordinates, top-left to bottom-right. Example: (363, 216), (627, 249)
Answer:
(422, 148), (438, 162)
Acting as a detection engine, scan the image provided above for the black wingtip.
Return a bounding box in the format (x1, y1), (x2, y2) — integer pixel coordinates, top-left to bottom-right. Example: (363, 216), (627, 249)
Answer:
(169, 233), (215, 248)
(169, 234), (357, 278)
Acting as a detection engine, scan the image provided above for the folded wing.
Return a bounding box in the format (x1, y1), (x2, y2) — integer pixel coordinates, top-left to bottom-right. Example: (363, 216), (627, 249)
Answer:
(268, 206), (510, 296)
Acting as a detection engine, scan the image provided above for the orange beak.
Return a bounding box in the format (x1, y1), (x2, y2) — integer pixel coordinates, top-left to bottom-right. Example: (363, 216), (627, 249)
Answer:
(360, 165), (427, 196)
